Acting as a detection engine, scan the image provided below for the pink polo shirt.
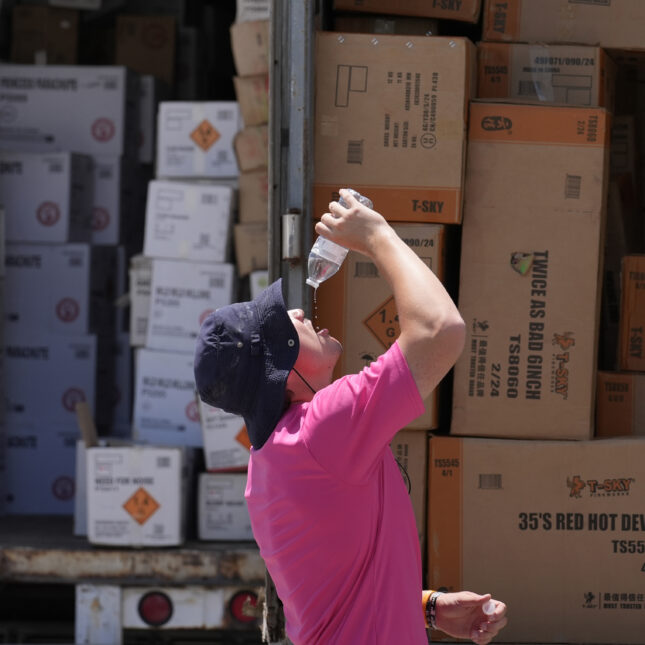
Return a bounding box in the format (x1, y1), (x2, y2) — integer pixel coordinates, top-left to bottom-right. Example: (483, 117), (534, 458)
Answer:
(245, 342), (427, 644)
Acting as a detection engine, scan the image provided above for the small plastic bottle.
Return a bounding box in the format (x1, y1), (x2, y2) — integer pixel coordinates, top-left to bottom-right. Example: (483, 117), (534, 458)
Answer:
(306, 188), (373, 289)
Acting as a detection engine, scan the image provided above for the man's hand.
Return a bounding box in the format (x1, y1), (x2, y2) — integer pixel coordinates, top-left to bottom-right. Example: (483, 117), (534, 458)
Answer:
(434, 591), (508, 645)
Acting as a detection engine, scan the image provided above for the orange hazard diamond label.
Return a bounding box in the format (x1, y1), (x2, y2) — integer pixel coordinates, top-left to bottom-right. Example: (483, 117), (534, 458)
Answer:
(190, 119), (221, 151)
(364, 296), (400, 350)
(236, 425), (252, 451)
(123, 487), (160, 525)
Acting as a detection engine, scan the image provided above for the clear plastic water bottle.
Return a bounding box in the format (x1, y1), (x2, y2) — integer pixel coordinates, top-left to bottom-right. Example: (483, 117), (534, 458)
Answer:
(306, 188), (373, 289)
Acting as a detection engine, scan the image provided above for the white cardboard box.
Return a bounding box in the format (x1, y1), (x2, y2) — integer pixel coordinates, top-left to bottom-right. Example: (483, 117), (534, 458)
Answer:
(128, 254), (152, 347)
(146, 259), (235, 353)
(156, 101), (241, 179)
(249, 270), (269, 299)
(86, 444), (188, 546)
(4, 421), (78, 515)
(199, 399), (250, 472)
(5, 242), (115, 335)
(197, 473), (253, 541)
(0, 151), (92, 243)
(4, 328), (97, 426)
(143, 180), (234, 263)
(133, 348), (202, 447)
(0, 64), (138, 157)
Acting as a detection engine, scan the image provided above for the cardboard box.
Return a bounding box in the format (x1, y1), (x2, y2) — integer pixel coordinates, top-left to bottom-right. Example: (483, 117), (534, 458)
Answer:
(334, 0), (480, 22)
(428, 435), (645, 644)
(4, 421), (78, 515)
(116, 14), (176, 87)
(333, 14), (439, 36)
(230, 20), (269, 76)
(233, 74), (269, 126)
(451, 102), (610, 440)
(133, 348), (201, 447)
(315, 223), (446, 429)
(618, 255), (645, 372)
(235, 0), (271, 23)
(138, 75), (171, 164)
(128, 254), (152, 347)
(4, 242), (116, 336)
(91, 156), (143, 245)
(234, 223), (268, 277)
(0, 64), (138, 158)
(249, 269), (269, 298)
(197, 473), (253, 541)
(477, 43), (616, 110)
(146, 259), (235, 353)
(238, 169), (268, 223)
(233, 124), (268, 173)
(199, 399), (250, 472)
(87, 444), (188, 546)
(483, 0), (645, 51)
(390, 430), (427, 553)
(11, 5), (79, 65)
(314, 33), (475, 224)
(0, 151), (92, 243)
(4, 328), (97, 426)
(143, 180), (234, 263)
(596, 371), (645, 438)
(156, 101), (242, 178)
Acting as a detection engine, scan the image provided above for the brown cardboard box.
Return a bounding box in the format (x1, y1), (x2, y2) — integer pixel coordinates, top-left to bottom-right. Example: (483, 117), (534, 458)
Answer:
(115, 15), (176, 87)
(11, 5), (78, 65)
(234, 223), (268, 276)
(483, 0), (645, 51)
(238, 169), (268, 224)
(233, 74), (269, 127)
(334, 0), (481, 23)
(596, 371), (645, 438)
(451, 102), (610, 440)
(618, 255), (645, 372)
(230, 20), (270, 77)
(314, 33), (475, 224)
(333, 14), (439, 36)
(477, 42), (616, 110)
(315, 223), (446, 429)
(391, 430), (428, 555)
(233, 124), (268, 173)
(428, 435), (645, 644)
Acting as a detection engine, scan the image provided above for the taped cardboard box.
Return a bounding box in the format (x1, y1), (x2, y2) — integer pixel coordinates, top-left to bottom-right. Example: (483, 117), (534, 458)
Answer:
(596, 371), (645, 438)
(233, 124), (268, 173)
(315, 222), (446, 429)
(452, 102), (610, 440)
(428, 435), (645, 644)
(146, 259), (235, 353)
(233, 74), (269, 127)
(333, 14), (439, 36)
(314, 32), (475, 224)
(234, 223), (268, 276)
(483, 0), (645, 51)
(238, 169), (268, 223)
(230, 19), (269, 76)
(334, 0), (481, 23)
(87, 444), (189, 547)
(0, 151), (92, 243)
(0, 64), (138, 158)
(197, 473), (254, 541)
(199, 399), (250, 472)
(156, 101), (242, 179)
(116, 14), (176, 87)
(618, 255), (645, 372)
(11, 5), (79, 65)
(477, 43), (616, 110)
(133, 348), (202, 447)
(143, 180), (234, 263)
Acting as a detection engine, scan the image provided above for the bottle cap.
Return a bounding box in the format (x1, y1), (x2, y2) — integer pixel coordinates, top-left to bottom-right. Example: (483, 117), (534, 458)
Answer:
(305, 278), (319, 288)
(483, 600), (495, 616)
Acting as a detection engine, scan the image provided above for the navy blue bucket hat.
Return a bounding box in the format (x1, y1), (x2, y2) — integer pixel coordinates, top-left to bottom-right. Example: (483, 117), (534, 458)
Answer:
(194, 279), (299, 450)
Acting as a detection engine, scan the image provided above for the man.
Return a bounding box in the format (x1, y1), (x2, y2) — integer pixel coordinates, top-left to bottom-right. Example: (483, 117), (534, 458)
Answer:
(194, 189), (507, 644)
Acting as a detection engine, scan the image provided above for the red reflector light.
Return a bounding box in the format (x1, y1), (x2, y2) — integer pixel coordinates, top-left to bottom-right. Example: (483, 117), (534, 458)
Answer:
(138, 591), (173, 627)
(229, 590), (259, 623)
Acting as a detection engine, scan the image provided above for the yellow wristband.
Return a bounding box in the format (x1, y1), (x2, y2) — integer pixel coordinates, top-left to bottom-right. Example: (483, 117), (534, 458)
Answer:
(422, 590), (436, 629)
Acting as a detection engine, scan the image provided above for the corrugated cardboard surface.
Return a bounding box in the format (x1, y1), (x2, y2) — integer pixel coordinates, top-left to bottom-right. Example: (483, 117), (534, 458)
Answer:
(452, 102), (610, 440)
(477, 42), (615, 110)
(428, 435), (645, 643)
(314, 32), (475, 224)
(334, 0), (481, 22)
(315, 222), (445, 429)
(596, 371), (645, 438)
(483, 0), (645, 51)
(618, 255), (645, 371)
